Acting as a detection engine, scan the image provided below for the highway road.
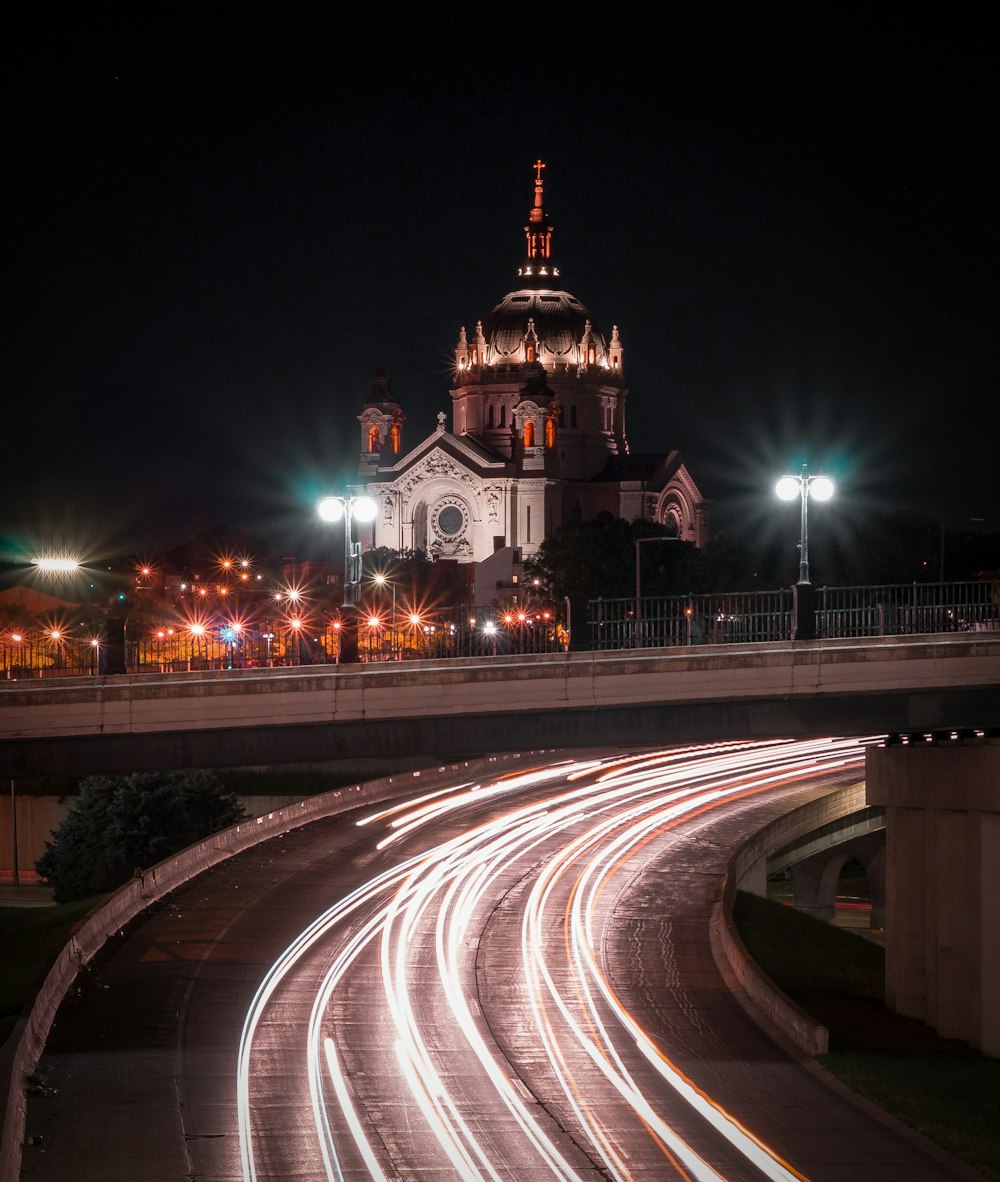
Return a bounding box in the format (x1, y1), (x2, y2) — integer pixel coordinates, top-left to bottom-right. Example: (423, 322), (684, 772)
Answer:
(17, 738), (982, 1181)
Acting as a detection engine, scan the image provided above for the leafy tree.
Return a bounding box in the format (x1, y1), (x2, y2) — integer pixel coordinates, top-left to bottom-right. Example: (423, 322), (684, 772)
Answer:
(35, 770), (248, 903)
(827, 509), (941, 586)
(526, 514), (704, 602)
(690, 530), (763, 592)
(525, 513), (634, 601)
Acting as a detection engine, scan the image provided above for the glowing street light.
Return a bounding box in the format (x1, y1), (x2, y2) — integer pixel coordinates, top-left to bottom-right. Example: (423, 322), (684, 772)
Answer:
(482, 619), (498, 656)
(32, 557), (80, 573)
(775, 469), (834, 586)
(317, 491), (378, 664)
(373, 571), (397, 660)
(776, 467), (835, 640)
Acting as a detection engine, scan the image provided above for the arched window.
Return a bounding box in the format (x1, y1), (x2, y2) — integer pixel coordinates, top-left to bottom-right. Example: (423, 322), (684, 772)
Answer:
(526, 343), (535, 362)
(390, 424), (400, 454)
(368, 426), (380, 452)
(487, 404), (494, 428)
(499, 405), (507, 428)
(545, 417), (555, 448)
(523, 420), (535, 447)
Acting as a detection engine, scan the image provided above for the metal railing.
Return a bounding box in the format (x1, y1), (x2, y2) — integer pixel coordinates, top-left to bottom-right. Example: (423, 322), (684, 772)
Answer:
(589, 580), (1000, 650)
(2, 581), (997, 678)
(0, 604), (568, 677)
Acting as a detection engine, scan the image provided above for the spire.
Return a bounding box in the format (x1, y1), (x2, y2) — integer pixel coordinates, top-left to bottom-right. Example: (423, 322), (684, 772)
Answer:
(529, 158), (546, 225)
(520, 159), (558, 282)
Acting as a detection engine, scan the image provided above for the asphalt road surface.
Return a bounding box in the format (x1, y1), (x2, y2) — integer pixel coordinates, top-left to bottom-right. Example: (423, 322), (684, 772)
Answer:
(17, 738), (984, 1181)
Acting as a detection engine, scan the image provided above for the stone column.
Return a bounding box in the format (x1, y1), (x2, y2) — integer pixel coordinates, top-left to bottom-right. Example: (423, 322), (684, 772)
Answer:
(866, 737), (999, 1055)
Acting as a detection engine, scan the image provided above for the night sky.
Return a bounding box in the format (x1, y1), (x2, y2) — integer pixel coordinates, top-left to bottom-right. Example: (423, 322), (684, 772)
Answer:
(7, 15), (997, 568)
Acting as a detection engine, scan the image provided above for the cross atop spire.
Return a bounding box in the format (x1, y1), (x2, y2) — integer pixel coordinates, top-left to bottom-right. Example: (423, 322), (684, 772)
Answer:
(523, 160), (554, 270)
(530, 159), (546, 224)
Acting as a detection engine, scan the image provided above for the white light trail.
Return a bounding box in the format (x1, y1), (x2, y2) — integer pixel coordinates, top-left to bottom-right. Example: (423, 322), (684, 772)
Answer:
(238, 738), (872, 1180)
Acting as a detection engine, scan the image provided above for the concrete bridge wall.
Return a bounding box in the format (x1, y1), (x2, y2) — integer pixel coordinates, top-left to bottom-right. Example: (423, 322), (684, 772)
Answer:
(3, 635), (999, 779)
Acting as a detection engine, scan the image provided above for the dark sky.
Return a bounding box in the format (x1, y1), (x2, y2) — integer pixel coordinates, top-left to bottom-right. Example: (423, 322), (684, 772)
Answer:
(6, 14), (998, 567)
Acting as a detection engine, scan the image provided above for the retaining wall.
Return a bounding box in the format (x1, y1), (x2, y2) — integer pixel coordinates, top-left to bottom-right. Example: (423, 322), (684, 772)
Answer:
(0, 752), (537, 1182)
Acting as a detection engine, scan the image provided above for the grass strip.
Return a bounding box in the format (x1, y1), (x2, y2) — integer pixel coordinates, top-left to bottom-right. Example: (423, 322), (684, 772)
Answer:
(0, 897), (107, 1030)
(735, 890), (999, 1180)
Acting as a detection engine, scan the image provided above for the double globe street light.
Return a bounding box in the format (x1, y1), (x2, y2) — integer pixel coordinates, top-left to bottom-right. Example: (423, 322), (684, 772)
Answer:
(317, 492), (378, 664)
(775, 467), (835, 641)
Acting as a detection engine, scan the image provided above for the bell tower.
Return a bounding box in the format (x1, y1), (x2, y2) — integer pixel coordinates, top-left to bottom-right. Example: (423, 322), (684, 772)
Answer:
(358, 367), (405, 478)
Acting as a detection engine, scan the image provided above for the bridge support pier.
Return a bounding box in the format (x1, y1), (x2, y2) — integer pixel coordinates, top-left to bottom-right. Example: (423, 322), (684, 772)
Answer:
(867, 737), (1000, 1057)
(790, 834), (885, 928)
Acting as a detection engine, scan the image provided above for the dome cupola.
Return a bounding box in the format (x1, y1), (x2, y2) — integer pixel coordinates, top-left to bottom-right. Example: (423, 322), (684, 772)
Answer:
(454, 161), (623, 378)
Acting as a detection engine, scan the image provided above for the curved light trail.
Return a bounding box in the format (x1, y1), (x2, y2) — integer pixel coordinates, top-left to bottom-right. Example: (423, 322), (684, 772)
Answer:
(237, 737), (874, 1181)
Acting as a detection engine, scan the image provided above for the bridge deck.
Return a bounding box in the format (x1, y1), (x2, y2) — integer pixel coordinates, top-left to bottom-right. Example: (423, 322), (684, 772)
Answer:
(3, 634), (999, 777)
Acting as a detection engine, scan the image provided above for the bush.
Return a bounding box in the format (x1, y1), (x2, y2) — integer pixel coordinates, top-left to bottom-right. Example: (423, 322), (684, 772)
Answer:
(35, 770), (248, 902)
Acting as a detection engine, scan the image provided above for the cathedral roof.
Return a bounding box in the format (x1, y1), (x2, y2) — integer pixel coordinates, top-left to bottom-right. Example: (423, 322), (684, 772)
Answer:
(591, 451), (687, 483)
(371, 423), (509, 479)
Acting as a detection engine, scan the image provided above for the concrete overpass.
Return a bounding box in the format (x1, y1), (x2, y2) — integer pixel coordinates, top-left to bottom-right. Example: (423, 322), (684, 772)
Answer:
(3, 631), (998, 1059)
(2, 633), (999, 778)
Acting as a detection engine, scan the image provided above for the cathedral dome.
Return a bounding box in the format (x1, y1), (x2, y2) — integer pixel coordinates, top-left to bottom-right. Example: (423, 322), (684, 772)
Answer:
(482, 287), (607, 367)
(454, 161), (623, 378)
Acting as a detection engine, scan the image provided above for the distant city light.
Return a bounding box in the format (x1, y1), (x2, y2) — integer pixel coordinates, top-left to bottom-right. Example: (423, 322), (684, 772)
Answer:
(32, 557), (80, 572)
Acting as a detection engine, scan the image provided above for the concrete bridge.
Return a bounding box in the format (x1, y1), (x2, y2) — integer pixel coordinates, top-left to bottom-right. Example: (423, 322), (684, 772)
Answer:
(2, 632), (999, 778)
(2, 631), (999, 1057)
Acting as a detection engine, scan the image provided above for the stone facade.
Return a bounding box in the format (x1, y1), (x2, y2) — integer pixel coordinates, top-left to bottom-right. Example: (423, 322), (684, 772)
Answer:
(354, 163), (711, 605)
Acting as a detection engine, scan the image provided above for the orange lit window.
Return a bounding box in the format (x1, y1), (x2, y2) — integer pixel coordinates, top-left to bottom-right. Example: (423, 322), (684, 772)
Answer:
(526, 343), (535, 362)
(390, 424), (400, 454)
(545, 418), (555, 448)
(523, 420), (535, 447)
(368, 426), (380, 452)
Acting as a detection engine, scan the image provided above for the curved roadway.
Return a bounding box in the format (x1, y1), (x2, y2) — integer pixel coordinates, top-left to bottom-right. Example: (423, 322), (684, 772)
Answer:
(17, 739), (983, 1182)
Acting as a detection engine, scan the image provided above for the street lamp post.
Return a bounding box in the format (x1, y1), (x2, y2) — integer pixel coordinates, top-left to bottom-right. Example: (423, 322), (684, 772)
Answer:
(634, 536), (683, 648)
(373, 572), (397, 660)
(318, 491), (378, 664)
(775, 467), (835, 641)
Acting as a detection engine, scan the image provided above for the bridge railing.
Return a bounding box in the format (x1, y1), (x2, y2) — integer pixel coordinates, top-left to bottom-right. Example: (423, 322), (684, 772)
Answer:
(589, 579), (1000, 650)
(2, 580), (998, 677)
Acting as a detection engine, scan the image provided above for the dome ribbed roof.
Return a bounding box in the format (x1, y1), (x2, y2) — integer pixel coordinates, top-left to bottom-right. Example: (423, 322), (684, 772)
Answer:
(483, 288), (605, 365)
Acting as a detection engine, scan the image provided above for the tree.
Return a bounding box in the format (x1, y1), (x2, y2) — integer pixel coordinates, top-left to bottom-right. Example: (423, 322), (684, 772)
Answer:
(525, 513), (640, 601)
(691, 530), (767, 592)
(525, 514), (709, 602)
(827, 509), (941, 586)
(35, 770), (249, 903)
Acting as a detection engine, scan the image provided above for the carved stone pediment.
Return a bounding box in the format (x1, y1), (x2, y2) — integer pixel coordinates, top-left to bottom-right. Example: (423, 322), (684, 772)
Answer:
(400, 451), (479, 499)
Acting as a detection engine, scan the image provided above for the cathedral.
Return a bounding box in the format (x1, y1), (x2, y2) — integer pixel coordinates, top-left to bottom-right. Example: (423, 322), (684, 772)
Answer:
(355, 162), (711, 606)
